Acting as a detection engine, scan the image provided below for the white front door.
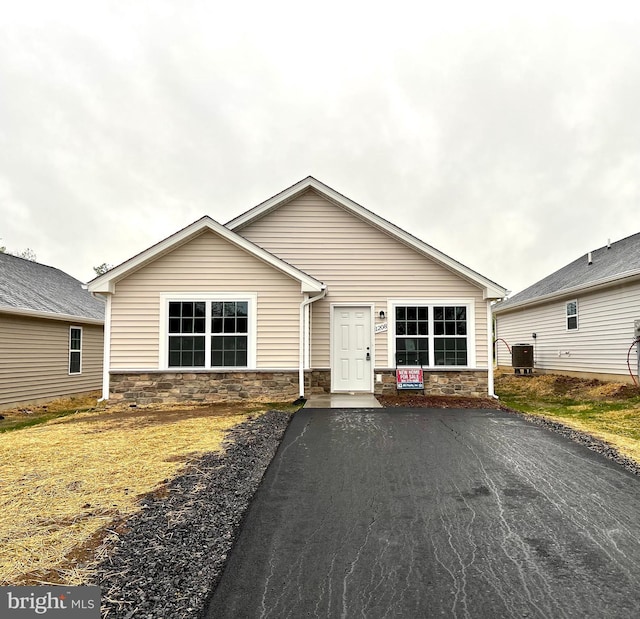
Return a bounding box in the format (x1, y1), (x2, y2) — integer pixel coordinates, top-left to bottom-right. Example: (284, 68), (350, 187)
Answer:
(332, 306), (372, 392)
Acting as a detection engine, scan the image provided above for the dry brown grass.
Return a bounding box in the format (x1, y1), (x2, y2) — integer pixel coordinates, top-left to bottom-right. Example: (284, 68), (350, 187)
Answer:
(0, 403), (276, 586)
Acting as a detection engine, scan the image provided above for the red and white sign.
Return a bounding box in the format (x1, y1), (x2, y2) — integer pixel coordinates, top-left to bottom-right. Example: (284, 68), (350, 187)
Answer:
(396, 368), (424, 390)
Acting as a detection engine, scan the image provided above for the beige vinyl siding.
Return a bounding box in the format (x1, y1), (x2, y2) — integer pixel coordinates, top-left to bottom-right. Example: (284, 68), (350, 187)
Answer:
(0, 314), (103, 408)
(109, 230), (302, 370)
(237, 189), (488, 368)
(494, 279), (640, 377)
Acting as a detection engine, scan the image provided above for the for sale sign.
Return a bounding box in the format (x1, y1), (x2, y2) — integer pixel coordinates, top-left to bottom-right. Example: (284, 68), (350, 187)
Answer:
(396, 368), (424, 390)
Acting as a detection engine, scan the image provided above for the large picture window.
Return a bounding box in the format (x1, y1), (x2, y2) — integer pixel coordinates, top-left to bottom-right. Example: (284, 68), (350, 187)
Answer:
(394, 304), (469, 367)
(165, 297), (253, 369)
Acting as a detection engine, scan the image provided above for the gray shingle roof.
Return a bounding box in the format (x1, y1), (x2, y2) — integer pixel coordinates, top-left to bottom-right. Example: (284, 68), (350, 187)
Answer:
(0, 253), (105, 321)
(495, 231), (640, 312)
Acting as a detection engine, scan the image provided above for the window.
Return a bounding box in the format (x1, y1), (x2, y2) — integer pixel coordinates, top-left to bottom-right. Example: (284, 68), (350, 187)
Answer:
(566, 300), (578, 330)
(165, 297), (253, 369)
(69, 327), (82, 374)
(395, 306), (429, 365)
(168, 302), (206, 367)
(434, 306), (467, 365)
(211, 301), (248, 367)
(394, 304), (469, 367)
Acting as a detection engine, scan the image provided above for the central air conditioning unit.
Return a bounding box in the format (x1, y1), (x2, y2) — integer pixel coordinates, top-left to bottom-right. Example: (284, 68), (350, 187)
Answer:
(512, 343), (534, 375)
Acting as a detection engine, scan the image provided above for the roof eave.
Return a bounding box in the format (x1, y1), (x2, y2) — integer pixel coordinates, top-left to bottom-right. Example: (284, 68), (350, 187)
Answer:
(87, 215), (324, 295)
(493, 269), (640, 315)
(0, 305), (104, 325)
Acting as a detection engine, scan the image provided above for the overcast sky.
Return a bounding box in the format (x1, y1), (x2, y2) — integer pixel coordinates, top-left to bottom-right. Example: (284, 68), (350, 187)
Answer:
(1, 1), (639, 295)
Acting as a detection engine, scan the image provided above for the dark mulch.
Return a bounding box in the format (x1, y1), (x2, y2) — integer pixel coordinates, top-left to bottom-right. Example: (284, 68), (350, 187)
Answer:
(95, 410), (291, 619)
(377, 394), (505, 409)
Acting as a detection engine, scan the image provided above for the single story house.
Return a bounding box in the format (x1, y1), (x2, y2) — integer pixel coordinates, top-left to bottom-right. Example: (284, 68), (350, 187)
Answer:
(493, 232), (640, 383)
(0, 253), (105, 409)
(88, 177), (507, 404)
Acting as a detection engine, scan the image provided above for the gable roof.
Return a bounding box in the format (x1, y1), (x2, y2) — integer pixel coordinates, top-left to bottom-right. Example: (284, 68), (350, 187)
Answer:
(88, 215), (325, 294)
(227, 176), (507, 300)
(0, 252), (104, 324)
(494, 231), (640, 314)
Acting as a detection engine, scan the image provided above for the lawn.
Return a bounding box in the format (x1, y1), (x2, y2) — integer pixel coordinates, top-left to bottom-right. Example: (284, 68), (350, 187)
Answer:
(495, 370), (640, 464)
(0, 397), (297, 586)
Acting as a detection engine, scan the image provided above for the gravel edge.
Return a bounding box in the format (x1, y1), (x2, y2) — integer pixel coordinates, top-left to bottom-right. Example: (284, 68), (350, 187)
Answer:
(95, 410), (291, 619)
(501, 406), (640, 476)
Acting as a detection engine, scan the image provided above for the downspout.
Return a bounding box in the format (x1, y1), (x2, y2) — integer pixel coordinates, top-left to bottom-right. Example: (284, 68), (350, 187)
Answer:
(487, 300), (498, 399)
(299, 287), (327, 398)
(93, 292), (112, 402)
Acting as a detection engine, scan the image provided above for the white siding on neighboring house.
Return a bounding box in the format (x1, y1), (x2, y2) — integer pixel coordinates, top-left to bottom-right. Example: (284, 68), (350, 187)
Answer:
(237, 189), (489, 369)
(495, 279), (640, 378)
(0, 314), (103, 408)
(109, 229), (304, 370)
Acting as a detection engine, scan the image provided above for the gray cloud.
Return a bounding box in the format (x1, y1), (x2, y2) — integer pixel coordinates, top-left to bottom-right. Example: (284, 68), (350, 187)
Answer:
(1, 3), (639, 293)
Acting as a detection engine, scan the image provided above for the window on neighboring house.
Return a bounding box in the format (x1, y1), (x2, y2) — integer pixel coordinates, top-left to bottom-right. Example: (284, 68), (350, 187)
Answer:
(395, 304), (469, 367)
(69, 327), (82, 374)
(566, 300), (578, 330)
(167, 299), (250, 369)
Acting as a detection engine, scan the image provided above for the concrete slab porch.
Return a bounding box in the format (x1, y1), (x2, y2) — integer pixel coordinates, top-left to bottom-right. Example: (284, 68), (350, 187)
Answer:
(303, 393), (382, 408)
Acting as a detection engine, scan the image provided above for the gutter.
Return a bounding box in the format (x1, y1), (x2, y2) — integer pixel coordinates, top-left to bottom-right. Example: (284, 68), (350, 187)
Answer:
(299, 287), (327, 398)
(91, 292), (112, 402)
(494, 270), (640, 315)
(486, 300), (499, 399)
(0, 306), (104, 325)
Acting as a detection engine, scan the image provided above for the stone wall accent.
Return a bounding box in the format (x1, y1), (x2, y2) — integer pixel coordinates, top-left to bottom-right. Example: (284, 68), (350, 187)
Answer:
(109, 369), (490, 404)
(373, 369), (489, 397)
(109, 371), (299, 405)
(305, 370), (331, 394)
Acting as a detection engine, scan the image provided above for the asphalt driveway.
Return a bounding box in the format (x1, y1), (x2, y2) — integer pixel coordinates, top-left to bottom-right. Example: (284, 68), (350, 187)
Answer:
(205, 408), (640, 618)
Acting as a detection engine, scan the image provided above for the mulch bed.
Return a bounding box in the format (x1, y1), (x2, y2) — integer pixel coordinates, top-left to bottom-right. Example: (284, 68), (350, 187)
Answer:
(377, 394), (506, 409)
(94, 410), (291, 619)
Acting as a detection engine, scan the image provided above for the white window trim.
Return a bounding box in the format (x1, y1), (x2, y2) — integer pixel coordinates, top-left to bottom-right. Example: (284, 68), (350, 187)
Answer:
(386, 299), (476, 368)
(159, 293), (258, 370)
(69, 325), (83, 375)
(566, 299), (579, 331)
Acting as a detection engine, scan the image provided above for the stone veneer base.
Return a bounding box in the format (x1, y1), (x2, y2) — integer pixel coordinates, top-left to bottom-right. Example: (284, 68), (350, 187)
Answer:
(373, 369), (489, 398)
(109, 371), (300, 405)
(109, 369), (490, 405)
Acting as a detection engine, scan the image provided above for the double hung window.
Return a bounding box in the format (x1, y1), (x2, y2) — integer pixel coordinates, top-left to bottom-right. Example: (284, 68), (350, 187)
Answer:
(166, 298), (251, 369)
(69, 326), (82, 374)
(394, 304), (469, 367)
(566, 300), (578, 330)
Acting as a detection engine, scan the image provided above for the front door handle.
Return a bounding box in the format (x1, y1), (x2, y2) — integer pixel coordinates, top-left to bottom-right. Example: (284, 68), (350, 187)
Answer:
(366, 347), (371, 361)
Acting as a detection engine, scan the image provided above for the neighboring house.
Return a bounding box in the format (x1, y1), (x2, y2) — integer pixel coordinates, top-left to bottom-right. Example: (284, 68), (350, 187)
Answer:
(88, 177), (506, 404)
(493, 232), (640, 383)
(0, 253), (105, 409)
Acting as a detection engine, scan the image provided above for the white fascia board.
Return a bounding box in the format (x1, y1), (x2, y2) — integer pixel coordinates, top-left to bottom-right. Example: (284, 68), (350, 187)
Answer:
(0, 306), (104, 325)
(87, 216), (324, 295)
(227, 177), (507, 299)
(492, 270), (640, 315)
